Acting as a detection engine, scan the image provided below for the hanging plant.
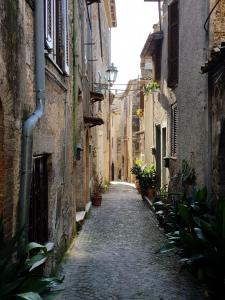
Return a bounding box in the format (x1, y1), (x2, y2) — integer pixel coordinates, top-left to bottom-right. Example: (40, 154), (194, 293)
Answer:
(144, 80), (160, 95)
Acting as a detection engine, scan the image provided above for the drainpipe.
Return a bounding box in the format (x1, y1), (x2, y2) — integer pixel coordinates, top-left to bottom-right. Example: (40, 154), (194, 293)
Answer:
(19, 0), (45, 251)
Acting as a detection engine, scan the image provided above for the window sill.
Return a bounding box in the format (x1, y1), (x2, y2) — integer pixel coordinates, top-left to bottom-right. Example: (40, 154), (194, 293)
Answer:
(45, 53), (64, 76)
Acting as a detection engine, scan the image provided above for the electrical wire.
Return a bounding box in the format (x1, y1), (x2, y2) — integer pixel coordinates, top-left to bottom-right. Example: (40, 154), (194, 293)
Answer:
(204, 0), (221, 33)
(110, 89), (143, 92)
(93, 82), (149, 86)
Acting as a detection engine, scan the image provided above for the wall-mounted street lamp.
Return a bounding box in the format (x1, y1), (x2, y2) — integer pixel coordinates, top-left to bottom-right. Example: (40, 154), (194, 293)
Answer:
(106, 63), (118, 86)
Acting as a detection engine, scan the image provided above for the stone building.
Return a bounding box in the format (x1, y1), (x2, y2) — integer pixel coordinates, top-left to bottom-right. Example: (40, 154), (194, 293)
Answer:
(0, 0), (116, 270)
(201, 0), (225, 197)
(0, 0), (75, 267)
(140, 28), (169, 187)
(144, 0), (210, 189)
(91, 0), (117, 184)
(110, 96), (122, 181)
(111, 80), (147, 183)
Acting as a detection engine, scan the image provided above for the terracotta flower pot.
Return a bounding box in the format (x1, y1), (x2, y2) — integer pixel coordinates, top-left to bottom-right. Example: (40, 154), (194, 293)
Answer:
(91, 193), (102, 206)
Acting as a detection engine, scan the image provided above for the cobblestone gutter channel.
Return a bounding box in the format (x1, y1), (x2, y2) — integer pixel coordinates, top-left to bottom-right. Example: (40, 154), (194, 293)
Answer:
(56, 182), (205, 300)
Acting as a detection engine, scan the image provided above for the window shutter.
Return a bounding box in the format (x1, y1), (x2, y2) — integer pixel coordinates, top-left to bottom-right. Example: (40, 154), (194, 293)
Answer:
(171, 103), (178, 156)
(62, 0), (69, 75)
(44, 0), (54, 50)
(56, 0), (63, 68)
(168, 0), (179, 88)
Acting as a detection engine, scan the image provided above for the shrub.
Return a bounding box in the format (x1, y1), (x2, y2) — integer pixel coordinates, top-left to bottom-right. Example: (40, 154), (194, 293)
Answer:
(131, 163), (156, 196)
(0, 219), (62, 300)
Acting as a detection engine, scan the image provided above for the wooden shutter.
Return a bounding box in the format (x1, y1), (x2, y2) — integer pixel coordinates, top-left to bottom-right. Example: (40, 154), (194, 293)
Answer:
(171, 103), (177, 156)
(168, 0), (179, 88)
(44, 0), (54, 50)
(62, 0), (69, 75)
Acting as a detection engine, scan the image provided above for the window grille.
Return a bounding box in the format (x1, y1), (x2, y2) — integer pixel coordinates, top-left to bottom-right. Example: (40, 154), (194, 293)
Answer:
(168, 0), (179, 88)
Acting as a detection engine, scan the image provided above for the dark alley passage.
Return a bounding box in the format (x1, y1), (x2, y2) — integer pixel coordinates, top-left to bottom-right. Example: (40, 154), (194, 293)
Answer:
(56, 183), (205, 300)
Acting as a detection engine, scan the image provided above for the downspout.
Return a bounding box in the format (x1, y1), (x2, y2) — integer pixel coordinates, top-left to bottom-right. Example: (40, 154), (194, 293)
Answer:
(19, 0), (45, 251)
(73, 0), (79, 156)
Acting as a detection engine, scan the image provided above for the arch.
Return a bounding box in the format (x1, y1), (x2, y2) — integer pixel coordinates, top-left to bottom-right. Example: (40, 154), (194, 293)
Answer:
(111, 162), (114, 181)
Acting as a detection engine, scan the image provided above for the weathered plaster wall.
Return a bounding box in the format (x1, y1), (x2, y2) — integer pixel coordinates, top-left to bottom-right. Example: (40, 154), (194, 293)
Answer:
(91, 2), (111, 183)
(161, 0), (209, 187)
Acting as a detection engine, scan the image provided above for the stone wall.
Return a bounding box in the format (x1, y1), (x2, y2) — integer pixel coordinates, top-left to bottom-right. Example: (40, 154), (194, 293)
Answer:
(23, 0), (75, 267)
(0, 0), (75, 268)
(209, 0), (225, 48)
(0, 0), (26, 236)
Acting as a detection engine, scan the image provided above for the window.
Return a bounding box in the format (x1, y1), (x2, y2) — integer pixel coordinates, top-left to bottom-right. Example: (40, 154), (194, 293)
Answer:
(168, 0), (179, 88)
(171, 103), (178, 156)
(44, 0), (69, 75)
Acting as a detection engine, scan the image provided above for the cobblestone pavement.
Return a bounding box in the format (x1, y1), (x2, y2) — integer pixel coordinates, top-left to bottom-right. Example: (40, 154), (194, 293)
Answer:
(56, 182), (205, 300)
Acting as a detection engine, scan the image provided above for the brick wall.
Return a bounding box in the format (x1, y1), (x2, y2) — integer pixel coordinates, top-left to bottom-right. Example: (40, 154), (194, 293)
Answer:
(210, 0), (225, 47)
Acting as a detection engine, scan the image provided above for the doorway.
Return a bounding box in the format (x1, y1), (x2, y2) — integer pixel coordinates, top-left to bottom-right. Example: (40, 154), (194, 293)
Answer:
(162, 127), (167, 186)
(155, 125), (161, 187)
(29, 155), (49, 244)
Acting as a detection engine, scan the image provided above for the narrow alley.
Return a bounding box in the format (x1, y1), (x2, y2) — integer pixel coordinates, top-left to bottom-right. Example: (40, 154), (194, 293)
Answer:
(56, 183), (204, 300)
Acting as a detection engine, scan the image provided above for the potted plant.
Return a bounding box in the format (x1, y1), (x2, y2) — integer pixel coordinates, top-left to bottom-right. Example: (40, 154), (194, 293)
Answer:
(131, 162), (157, 199)
(131, 163), (142, 193)
(139, 164), (157, 200)
(91, 174), (104, 206)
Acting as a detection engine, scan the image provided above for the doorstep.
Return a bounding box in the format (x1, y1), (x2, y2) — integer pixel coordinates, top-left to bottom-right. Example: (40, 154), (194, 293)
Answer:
(75, 201), (92, 230)
(76, 211), (86, 223)
(85, 201), (92, 214)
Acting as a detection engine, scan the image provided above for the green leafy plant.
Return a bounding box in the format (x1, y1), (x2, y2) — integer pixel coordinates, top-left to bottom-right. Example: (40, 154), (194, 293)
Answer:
(180, 159), (196, 186)
(130, 164), (142, 179)
(135, 159), (144, 167)
(102, 180), (110, 193)
(158, 188), (225, 298)
(0, 219), (62, 300)
(131, 163), (157, 196)
(144, 80), (160, 95)
(136, 108), (144, 118)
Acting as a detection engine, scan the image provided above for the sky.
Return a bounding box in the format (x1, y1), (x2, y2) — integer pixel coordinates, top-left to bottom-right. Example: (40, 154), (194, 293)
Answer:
(111, 0), (159, 91)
